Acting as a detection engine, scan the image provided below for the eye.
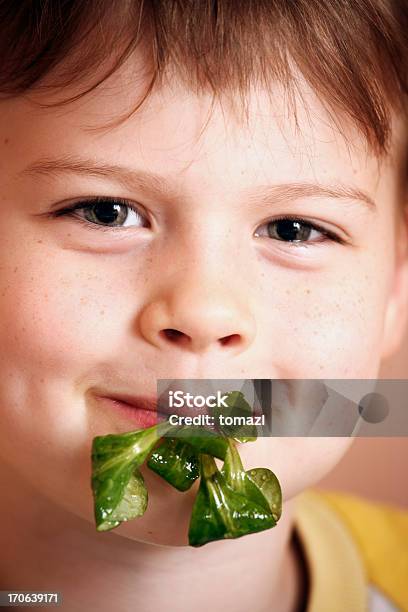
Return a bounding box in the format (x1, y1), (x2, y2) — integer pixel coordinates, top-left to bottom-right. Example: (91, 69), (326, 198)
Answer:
(254, 216), (342, 245)
(52, 197), (150, 230)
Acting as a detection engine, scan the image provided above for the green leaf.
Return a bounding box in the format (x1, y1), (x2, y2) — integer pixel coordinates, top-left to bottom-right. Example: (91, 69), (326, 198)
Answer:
(91, 418), (283, 547)
(246, 468), (282, 522)
(91, 421), (173, 531)
(96, 469), (148, 531)
(221, 439), (273, 514)
(147, 438), (200, 491)
(188, 454), (275, 547)
(171, 426), (229, 460)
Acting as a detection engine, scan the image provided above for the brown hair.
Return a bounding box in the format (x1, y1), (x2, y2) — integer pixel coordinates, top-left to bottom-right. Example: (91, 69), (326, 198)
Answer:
(0, 0), (407, 153)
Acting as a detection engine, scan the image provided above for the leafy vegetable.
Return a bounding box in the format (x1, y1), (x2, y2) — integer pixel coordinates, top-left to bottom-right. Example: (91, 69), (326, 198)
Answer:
(148, 438), (200, 491)
(96, 469), (148, 532)
(91, 421), (173, 531)
(221, 439), (274, 513)
(170, 426), (229, 459)
(219, 439), (282, 522)
(247, 468), (282, 522)
(91, 414), (282, 545)
(147, 428), (229, 492)
(188, 454), (275, 547)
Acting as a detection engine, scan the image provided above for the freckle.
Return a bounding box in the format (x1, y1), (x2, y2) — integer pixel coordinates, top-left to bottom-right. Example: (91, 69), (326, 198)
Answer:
(37, 239), (43, 244)
(13, 266), (18, 273)
(305, 289), (310, 294)
(100, 310), (105, 315)
(4, 138), (9, 145)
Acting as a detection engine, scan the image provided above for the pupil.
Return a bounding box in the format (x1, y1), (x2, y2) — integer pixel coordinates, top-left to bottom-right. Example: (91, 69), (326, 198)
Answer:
(273, 220), (310, 241)
(93, 202), (123, 224)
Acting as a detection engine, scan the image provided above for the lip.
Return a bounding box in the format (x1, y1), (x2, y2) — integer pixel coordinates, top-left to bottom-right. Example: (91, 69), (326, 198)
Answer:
(95, 389), (214, 425)
(108, 390), (217, 416)
(94, 391), (256, 440)
(103, 393), (160, 412)
(95, 393), (168, 429)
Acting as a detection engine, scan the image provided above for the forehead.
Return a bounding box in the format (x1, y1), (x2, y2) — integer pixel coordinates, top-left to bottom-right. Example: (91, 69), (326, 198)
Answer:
(0, 57), (393, 201)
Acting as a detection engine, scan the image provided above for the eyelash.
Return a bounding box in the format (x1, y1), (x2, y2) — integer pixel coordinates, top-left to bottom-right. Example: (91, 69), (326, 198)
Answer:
(51, 196), (149, 232)
(255, 214), (344, 246)
(51, 197), (344, 245)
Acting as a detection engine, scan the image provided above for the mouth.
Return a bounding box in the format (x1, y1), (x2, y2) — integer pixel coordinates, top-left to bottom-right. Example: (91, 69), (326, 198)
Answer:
(94, 389), (215, 430)
(95, 393), (168, 429)
(93, 387), (261, 435)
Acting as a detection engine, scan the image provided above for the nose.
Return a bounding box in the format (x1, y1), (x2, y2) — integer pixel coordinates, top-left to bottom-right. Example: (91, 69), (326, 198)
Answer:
(138, 275), (256, 355)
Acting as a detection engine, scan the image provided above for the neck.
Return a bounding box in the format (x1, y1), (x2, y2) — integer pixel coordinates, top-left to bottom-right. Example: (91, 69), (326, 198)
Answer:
(0, 461), (305, 612)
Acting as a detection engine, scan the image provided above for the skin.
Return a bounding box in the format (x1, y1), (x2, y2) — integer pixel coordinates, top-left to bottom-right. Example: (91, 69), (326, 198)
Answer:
(0, 53), (407, 611)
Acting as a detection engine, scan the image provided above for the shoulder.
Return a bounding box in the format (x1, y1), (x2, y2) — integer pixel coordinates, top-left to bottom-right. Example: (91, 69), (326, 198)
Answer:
(296, 489), (408, 611)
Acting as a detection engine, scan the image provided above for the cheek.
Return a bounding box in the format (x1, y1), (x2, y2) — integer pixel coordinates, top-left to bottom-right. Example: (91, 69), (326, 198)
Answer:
(256, 255), (390, 378)
(239, 437), (354, 501)
(0, 242), (121, 519)
(0, 241), (126, 390)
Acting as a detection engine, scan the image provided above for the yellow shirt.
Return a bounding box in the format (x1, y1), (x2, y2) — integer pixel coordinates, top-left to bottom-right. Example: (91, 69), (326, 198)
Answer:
(294, 490), (408, 612)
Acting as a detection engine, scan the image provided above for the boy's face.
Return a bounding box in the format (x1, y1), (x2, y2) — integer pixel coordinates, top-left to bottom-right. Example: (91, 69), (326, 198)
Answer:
(0, 59), (407, 545)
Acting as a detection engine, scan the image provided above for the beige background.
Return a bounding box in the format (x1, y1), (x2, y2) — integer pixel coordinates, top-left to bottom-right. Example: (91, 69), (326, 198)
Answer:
(317, 327), (408, 508)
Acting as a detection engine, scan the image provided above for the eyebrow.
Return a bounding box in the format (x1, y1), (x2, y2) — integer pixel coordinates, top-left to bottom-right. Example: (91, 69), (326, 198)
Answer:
(243, 182), (376, 212)
(21, 154), (377, 212)
(21, 155), (184, 201)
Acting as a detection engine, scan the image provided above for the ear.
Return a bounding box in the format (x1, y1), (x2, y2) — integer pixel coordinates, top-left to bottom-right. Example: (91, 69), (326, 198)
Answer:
(380, 206), (408, 361)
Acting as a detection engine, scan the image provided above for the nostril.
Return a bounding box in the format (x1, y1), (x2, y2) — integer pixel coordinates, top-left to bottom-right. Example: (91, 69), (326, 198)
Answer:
(161, 328), (190, 344)
(160, 329), (242, 350)
(219, 333), (241, 347)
